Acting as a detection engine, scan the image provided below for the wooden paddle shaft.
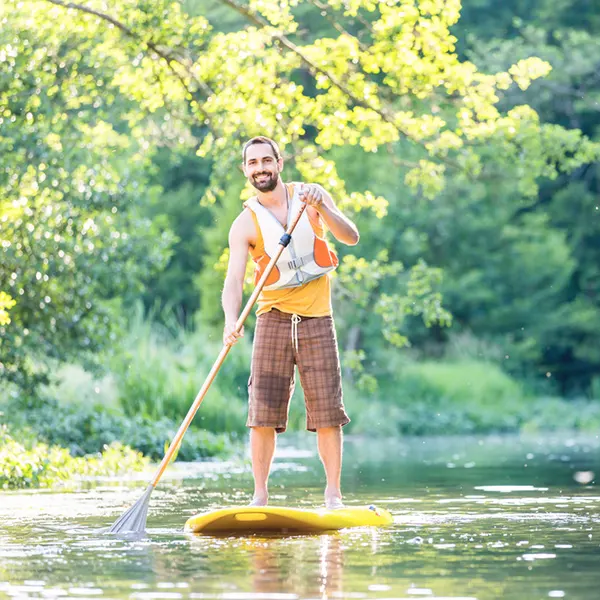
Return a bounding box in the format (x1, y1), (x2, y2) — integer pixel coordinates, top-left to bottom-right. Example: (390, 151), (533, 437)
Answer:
(150, 202), (308, 487)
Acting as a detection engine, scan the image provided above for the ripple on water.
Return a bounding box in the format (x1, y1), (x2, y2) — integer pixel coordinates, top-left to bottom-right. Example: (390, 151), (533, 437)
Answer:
(474, 485), (549, 492)
(1, 434), (599, 600)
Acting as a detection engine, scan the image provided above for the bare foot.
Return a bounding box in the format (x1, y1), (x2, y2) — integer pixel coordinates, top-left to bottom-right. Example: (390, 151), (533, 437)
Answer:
(325, 496), (344, 510)
(249, 496), (268, 507)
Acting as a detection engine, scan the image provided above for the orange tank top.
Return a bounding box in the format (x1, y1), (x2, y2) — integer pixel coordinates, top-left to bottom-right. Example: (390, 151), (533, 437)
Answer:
(248, 201), (333, 318)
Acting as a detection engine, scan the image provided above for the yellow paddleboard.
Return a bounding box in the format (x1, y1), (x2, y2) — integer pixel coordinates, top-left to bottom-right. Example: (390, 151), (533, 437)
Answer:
(184, 505), (393, 534)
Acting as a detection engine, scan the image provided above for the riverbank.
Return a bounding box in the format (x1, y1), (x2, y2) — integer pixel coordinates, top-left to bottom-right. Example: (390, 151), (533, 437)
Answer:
(2, 383), (600, 490)
(3, 320), (600, 490)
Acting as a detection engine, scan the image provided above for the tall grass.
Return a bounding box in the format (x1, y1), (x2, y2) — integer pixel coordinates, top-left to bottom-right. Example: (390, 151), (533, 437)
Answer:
(346, 360), (528, 435)
(26, 306), (600, 443)
(42, 363), (120, 409)
(344, 358), (600, 435)
(108, 305), (250, 436)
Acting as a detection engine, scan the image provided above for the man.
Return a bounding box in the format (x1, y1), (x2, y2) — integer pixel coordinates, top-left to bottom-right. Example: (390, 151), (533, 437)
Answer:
(222, 136), (359, 509)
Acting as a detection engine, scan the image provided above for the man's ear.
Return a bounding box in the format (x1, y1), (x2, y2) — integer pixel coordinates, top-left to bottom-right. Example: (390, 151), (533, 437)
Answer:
(240, 162), (247, 175)
(277, 157), (284, 172)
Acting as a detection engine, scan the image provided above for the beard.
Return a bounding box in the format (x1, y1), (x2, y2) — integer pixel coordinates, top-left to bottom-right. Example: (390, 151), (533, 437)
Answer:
(250, 171), (278, 192)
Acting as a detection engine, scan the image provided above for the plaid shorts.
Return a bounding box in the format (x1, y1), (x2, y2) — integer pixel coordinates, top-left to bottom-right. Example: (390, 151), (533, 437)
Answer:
(247, 308), (350, 433)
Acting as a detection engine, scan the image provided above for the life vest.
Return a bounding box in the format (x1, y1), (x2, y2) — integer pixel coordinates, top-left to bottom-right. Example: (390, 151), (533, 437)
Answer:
(245, 183), (338, 291)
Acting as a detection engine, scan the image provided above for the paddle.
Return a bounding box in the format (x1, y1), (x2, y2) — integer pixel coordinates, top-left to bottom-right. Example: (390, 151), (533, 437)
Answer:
(108, 199), (308, 536)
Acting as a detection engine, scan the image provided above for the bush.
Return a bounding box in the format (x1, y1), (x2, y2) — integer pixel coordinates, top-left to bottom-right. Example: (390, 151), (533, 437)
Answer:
(344, 360), (528, 435)
(107, 307), (249, 435)
(521, 397), (600, 433)
(0, 425), (148, 489)
(41, 363), (120, 409)
(343, 359), (600, 435)
(2, 398), (236, 461)
(344, 388), (523, 436)
(394, 360), (526, 409)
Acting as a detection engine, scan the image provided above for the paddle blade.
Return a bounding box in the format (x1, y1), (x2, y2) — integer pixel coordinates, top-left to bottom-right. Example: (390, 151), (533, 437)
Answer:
(107, 484), (153, 536)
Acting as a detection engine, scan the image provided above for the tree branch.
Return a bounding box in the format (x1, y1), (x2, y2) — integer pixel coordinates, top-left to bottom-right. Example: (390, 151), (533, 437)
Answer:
(44, 0), (215, 110)
(218, 0), (399, 127)
(305, 0), (370, 53)
(46, 0), (133, 36)
(217, 0), (461, 170)
(303, 0), (405, 106)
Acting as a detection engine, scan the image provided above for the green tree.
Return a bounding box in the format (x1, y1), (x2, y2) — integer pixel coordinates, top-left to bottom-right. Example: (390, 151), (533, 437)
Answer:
(0, 1), (174, 391)
(141, 150), (213, 319)
(457, 6), (600, 392)
(2, 0), (598, 393)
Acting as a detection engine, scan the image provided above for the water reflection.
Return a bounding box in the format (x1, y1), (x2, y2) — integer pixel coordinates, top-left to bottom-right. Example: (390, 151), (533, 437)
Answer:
(185, 532), (347, 598)
(317, 535), (344, 598)
(0, 434), (599, 599)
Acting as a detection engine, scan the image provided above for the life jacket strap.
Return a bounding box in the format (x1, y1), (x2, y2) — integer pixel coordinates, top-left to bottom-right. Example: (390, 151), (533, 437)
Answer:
(287, 253), (313, 271)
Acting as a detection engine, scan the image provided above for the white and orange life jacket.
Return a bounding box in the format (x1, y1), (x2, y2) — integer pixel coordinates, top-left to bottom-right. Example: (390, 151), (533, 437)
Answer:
(245, 183), (338, 291)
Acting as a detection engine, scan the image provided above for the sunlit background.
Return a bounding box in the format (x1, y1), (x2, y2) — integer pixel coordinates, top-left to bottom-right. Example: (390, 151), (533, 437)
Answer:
(1, 0), (599, 598)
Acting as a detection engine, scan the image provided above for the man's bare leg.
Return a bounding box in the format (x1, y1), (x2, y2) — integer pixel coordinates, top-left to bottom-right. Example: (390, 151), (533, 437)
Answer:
(249, 427), (276, 506)
(317, 425), (344, 509)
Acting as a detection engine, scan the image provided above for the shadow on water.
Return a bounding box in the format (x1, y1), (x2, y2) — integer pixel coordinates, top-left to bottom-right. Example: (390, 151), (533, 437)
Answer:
(0, 433), (599, 599)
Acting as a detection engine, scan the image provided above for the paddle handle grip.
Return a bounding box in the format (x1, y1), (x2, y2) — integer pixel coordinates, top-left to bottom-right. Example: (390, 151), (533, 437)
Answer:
(150, 202), (307, 487)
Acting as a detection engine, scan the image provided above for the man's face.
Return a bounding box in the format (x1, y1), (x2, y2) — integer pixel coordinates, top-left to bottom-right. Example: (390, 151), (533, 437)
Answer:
(243, 143), (282, 192)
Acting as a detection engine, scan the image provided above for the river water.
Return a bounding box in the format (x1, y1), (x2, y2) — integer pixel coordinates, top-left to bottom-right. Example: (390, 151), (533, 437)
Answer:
(0, 434), (599, 600)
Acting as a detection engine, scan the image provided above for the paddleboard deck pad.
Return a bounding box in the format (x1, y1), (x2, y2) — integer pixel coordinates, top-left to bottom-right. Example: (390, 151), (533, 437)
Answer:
(184, 505), (393, 534)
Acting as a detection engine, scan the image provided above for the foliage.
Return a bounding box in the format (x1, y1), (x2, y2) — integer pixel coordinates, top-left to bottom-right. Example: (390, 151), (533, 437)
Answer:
(2, 0), (600, 417)
(336, 252), (451, 350)
(140, 151), (214, 320)
(0, 2), (175, 392)
(4, 399), (234, 461)
(0, 292), (15, 326)
(3, 0), (598, 397)
(343, 359), (600, 436)
(395, 360), (526, 408)
(521, 397), (600, 433)
(41, 363), (120, 410)
(2, 308), (243, 467)
(2, 396), (235, 461)
(107, 305), (249, 435)
(456, 0), (600, 43)
(454, 8), (600, 392)
(398, 158), (576, 384)
(0, 424), (148, 489)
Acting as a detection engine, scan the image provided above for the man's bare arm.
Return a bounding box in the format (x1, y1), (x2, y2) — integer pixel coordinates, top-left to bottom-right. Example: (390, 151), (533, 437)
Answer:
(222, 211), (252, 345)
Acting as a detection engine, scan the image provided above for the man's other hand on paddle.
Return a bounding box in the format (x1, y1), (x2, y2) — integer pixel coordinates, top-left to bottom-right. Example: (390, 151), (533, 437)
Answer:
(223, 322), (244, 346)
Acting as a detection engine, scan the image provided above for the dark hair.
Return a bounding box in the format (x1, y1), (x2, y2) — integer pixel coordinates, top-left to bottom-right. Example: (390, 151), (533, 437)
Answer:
(242, 136), (281, 163)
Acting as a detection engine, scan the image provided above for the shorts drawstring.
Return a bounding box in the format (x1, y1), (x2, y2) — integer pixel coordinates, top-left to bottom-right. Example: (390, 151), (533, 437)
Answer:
(291, 313), (301, 352)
